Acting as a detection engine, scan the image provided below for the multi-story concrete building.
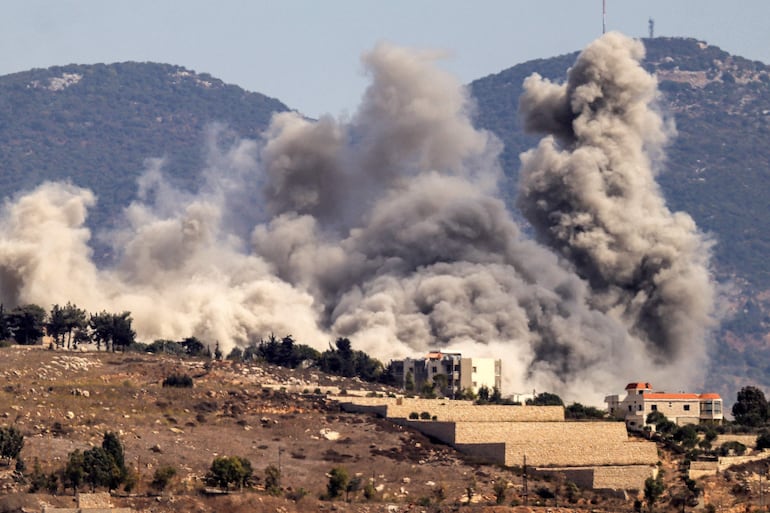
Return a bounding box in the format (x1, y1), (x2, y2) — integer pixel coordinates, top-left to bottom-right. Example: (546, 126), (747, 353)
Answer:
(605, 382), (723, 430)
(390, 351), (502, 396)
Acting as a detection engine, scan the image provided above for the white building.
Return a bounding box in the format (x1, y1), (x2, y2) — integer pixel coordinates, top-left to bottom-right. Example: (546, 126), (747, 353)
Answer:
(390, 351), (502, 396)
(605, 382), (723, 430)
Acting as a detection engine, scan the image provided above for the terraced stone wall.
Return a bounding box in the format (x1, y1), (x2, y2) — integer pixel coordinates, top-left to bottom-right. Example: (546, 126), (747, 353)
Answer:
(338, 397), (564, 422)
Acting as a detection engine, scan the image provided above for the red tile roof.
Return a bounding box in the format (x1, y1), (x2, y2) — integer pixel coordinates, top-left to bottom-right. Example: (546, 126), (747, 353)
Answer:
(644, 393), (699, 400)
(625, 382), (653, 390)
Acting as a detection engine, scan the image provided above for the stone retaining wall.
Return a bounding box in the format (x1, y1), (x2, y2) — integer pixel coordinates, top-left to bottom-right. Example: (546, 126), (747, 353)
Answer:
(504, 440), (658, 467)
(338, 396), (658, 490)
(557, 465), (654, 491)
(338, 397), (564, 422)
(399, 419), (658, 467)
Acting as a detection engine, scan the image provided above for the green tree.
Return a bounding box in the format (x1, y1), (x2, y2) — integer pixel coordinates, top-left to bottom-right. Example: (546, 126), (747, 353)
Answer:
(565, 402), (606, 420)
(264, 464), (281, 495)
(62, 302), (87, 349)
(527, 392), (564, 406)
(732, 385), (769, 426)
(0, 426), (24, 463)
(0, 305), (12, 341)
(151, 465), (177, 492)
(181, 336), (207, 357)
(644, 471), (665, 513)
(326, 466), (349, 499)
(9, 304), (46, 345)
(83, 446), (120, 491)
(206, 456), (252, 490)
(756, 430), (770, 450)
(46, 304), (68, 348)
(89, 311), (113, 351)
(101, 432), (127, 482)
(673, 424), (699, 448)
(63, 449), (86, 495)
(110, 312), (136, 352)
(226, 346), (243, 361)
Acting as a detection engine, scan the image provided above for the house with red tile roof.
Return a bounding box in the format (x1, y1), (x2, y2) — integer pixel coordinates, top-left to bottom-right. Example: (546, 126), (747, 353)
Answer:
(605, 382), (723, 430)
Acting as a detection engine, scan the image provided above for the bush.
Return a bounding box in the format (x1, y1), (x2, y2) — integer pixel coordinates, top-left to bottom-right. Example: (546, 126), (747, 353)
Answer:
(205, 456), (253, 490)
(326, 467), (349, 499)
(162, 374), (193, 388)
(409, 412), (419, 420)
(419, 411), (431, 420)
(151, 465), (176, 492)
(756, 430), (770, 450)
(264, 464), (281, 496)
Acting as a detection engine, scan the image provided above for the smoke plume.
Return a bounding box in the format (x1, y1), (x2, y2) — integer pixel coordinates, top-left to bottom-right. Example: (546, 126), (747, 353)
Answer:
(0, 35), (716, 403)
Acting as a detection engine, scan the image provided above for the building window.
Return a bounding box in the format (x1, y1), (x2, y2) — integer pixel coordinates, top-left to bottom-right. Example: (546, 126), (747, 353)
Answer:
(684, 404), (690, 411)
(628, 405), (632, 412)
(454, 365), (460, 371)
(432, 366), (437, 373)
(651, 404), (657, 411)
(472, 366), (477, 373)
(637, 404), (642, 411)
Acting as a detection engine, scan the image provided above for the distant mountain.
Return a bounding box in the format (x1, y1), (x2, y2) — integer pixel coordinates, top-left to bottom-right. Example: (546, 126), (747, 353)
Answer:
(0, 62), (289, 244)
(470, 37), (770, 399)
(1, 39), (768, 401)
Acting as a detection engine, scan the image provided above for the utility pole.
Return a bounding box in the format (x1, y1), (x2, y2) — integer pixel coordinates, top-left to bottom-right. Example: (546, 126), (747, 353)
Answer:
(523, 453), (529, 506)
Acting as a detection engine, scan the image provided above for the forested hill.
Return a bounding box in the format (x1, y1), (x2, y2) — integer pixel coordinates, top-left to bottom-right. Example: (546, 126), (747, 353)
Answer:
(470, 37), (770, 397)
(0, 61), (289, 240)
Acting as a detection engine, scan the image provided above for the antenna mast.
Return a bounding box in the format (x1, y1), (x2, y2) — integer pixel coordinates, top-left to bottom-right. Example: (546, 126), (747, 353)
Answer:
(648, 18), (655, 38)
(602, 0), (606, 34)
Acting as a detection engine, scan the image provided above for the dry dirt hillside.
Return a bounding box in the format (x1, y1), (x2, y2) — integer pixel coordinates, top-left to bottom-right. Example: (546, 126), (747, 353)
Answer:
(0, 344), (762, 513)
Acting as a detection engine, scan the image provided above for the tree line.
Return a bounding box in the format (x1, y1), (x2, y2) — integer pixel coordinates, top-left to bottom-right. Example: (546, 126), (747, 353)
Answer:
(0, 302), (135, 352)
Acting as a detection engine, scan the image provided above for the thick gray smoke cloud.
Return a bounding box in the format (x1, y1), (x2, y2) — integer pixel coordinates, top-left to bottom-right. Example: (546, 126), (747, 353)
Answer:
(518, 33), (716, 366)
(0, 35), (716, 403)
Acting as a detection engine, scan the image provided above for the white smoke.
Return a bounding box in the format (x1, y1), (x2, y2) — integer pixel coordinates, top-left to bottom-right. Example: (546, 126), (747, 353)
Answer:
(0, 35), (717, 404)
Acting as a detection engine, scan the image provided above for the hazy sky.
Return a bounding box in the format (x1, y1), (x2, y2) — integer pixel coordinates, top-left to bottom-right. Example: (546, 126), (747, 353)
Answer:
(2, 1), (769, 118)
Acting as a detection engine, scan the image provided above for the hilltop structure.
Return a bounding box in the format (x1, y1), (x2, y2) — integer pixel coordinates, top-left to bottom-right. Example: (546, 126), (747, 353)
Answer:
(605, 382), (723, 430)
(389, 351), (501, 396)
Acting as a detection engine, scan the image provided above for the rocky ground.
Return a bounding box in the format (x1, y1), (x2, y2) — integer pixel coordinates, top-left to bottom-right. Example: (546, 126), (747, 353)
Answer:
(0, 344), (765, 513)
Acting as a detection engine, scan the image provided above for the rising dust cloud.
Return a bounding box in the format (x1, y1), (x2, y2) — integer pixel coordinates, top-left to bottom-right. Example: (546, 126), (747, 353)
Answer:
(0, 33), (717, 403)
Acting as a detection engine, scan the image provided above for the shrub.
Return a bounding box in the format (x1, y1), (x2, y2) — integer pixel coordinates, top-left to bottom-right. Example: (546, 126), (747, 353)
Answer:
(162, 374), (193, 388)
(205, 456), (253, 490)
(286, 487), (308, 502)
(326, 467), (349, 499)
(363, 480), (377, 500)
(264, 464), (281, 496)
(419, 411), (431, 420)
(151, 465), (177, 492)
(409, 412), (419, 420)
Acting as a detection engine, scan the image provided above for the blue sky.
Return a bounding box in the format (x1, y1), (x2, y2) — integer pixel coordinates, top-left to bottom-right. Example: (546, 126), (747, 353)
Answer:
(2, 1), (769, 118)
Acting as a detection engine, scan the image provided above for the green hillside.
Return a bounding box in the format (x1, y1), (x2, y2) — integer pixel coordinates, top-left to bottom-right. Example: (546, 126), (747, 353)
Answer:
(0, 61), (288, 247)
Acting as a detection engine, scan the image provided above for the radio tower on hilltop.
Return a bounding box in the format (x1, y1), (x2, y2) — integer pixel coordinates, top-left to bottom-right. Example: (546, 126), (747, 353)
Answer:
(602, 0), (606, 34)
(649, 17), (655, 38)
